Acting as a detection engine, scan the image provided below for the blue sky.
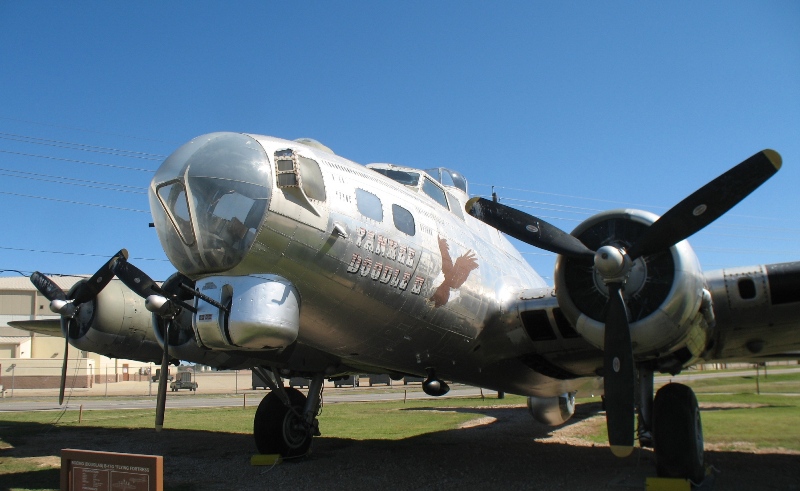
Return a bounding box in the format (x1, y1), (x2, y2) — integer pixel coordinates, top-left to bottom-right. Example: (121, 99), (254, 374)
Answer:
(1, 1), (798, 283)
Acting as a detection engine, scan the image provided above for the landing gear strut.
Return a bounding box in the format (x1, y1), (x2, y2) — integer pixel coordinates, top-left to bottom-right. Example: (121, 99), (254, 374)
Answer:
(252, 368), (323, 458)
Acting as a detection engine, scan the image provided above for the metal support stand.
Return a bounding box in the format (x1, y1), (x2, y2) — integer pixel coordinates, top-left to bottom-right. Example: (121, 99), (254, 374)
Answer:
(637, 367), (654, 447)
(304, 374), (325, 421)
(303, 373), (325, 436)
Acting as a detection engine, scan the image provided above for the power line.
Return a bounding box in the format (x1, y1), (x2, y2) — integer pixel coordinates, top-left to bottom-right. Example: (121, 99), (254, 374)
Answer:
(0, 132), (166, 160)
(0, 191), (149, 213)
(475, 192), (800, 235)
(0, 149), (155, 172)
(473, 182), (663, 210)
(0, 246), (168, 262)
(472, 182), (794, 225)
(0, 168), (148, 194)
(0, 116), (178, 145)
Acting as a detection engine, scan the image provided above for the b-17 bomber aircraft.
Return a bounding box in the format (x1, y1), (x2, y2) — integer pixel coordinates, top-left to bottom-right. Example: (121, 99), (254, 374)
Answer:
(14, 133), (800, 482)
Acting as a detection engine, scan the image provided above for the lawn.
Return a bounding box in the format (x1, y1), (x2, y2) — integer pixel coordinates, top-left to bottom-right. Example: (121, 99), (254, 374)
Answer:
(1, 372), (798, 491)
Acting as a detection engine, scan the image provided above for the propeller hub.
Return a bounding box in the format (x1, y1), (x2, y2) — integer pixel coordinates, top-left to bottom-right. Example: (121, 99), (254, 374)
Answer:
(594, 245), (630, 280)
(593, 254), (649, 299)
(50, 299), (77, 317)
(145, 295), (180, 318)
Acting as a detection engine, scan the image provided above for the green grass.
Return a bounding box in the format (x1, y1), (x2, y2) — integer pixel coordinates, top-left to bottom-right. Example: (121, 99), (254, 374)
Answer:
(657, 372), (800, 394)
(0, 396), (524, 491)
(1, 375), (798, 491)
(576, 373), (800, 449)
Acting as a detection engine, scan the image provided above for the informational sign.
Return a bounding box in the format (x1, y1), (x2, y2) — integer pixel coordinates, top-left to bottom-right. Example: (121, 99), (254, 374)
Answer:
(60, 449), (163, 491)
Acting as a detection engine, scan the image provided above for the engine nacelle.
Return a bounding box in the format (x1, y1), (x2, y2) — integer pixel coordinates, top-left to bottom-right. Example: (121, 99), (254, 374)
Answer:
(69, 279), (164, 362)
(527, 393), (576, 426)
(193, 274), (300, 351)
(51, 273), (272, 370)
(554, 209), (713, 368)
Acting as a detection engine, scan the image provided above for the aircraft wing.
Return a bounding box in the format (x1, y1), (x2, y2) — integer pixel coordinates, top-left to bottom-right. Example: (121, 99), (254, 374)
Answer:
(8, 319), (62, 337)
(704, 261), (800, 363)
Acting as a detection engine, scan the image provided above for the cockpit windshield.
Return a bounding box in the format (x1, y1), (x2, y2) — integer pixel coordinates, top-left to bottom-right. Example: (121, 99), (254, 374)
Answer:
(425, 167), (468, 194)
(370, 168), (421, 187)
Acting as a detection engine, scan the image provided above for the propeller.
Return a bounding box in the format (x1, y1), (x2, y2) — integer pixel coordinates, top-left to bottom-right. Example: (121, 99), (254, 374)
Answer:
(113, 257), (184, 431)
(466, 149), (782, 456)
(29, 249), (128, 405)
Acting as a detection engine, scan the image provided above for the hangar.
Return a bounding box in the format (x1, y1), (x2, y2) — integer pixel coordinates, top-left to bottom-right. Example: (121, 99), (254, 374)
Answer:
(0, 275), (151, 390)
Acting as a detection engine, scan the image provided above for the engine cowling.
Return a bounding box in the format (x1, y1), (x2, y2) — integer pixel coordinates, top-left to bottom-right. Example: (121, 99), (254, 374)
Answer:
(69, 279), (164, 362)
(148, 274), (269, 369)
(554, 210), (713, 369)
(68, 273), (266, 369)
(527, 393), (576, 426)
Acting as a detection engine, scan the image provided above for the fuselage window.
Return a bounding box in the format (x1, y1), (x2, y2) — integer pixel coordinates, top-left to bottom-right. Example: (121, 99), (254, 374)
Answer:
(392, 204), (415, 236)
(356, 188), (383, 222)
(422, 177), (449, 209)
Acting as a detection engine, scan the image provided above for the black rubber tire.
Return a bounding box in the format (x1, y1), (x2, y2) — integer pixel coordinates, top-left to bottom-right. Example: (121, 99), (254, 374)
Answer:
(253, 388), (312, 457)
(653, 383), (705, 483)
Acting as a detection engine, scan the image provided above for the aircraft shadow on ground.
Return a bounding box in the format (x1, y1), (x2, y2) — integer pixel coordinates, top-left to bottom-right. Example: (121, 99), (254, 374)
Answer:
(1, 406), (798, 491)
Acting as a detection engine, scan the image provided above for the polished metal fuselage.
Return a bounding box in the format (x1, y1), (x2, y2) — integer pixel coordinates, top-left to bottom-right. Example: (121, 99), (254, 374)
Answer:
(147, 133), (800, 399)
(225, 135), (574, 393)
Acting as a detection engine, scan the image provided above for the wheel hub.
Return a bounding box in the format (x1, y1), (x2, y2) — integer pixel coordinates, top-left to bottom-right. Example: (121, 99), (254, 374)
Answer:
(282, 410), (310, 449)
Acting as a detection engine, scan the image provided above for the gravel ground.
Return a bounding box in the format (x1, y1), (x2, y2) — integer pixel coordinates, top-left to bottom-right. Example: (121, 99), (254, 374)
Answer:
(3, 401), (800, 490)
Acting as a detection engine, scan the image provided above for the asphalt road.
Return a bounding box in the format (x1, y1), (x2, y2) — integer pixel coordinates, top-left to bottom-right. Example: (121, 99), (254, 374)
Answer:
(1, 367), (797, 413)
(0, 385), (499, 412)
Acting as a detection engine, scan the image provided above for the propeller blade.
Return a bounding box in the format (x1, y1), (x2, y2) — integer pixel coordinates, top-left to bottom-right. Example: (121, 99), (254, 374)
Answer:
(30, 272), (66, 302)
(155, 320), (170, 432)
(603, 283), (635, 457)
(58, 318), (70, 405)
(465, 197), (594, 259)
(628, 149), (781, 259)
(70, 249), (128, 305)
(114, 258), (163, 299)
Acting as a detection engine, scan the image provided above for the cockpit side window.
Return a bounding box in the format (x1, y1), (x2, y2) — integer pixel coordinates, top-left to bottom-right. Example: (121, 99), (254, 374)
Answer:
(356, 188), (383, 222)
(446, 192), (464, 220)
(392, 204), (415, 235)
(274, 149), (326, 202)
(298, 156), (326, 201)
(422, 177), (449, 209)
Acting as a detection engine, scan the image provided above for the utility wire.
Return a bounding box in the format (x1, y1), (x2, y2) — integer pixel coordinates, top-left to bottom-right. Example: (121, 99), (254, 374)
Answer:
(0, 246), (168, 262)
(0, 149), (155, 172)
(0, 169), (148, 194)
(0, 132), (165, 160)
(0, 191), (149, 213)
(473, 182), (796, 225)
(0, 167), (147, 189)
(0, 116), (178, 145)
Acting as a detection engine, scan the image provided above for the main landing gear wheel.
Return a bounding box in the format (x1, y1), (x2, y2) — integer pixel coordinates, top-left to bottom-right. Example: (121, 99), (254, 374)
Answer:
(653, 383), (705, 483)
(254, 387), (313, 458)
